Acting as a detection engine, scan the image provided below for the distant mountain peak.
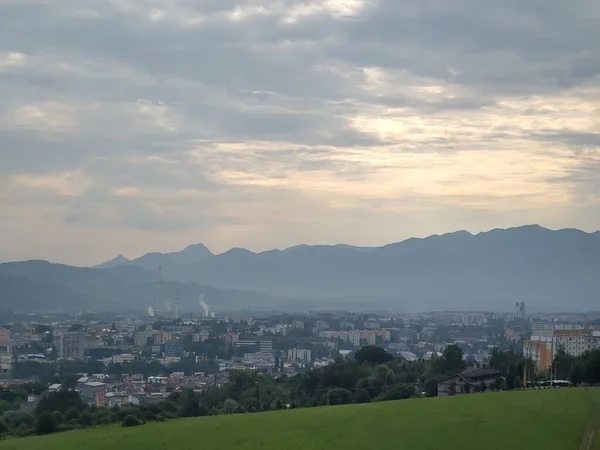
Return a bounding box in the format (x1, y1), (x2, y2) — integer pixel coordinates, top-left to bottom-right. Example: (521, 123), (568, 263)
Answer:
(93, 254), (131, 269)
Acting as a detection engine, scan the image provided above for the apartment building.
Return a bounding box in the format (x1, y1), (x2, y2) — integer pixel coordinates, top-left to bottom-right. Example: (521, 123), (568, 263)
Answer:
(288, 348), (312, 362)
(525, 324), (600, 370)
(523, 340), (552, 371)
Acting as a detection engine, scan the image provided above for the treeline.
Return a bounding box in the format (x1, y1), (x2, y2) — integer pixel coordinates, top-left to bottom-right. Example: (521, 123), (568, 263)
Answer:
(551, 348), (600, 384)
(1, 345), (540, 439)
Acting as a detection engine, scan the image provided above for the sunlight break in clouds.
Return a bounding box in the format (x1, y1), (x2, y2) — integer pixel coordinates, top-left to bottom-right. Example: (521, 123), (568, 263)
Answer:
(0, 0), (599, 264)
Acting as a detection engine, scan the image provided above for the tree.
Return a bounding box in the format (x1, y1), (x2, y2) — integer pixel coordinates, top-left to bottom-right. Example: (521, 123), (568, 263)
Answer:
(479, 381), (487, 393)
(35, 390), (86, 416)
(327, 388), (352, 405)
(442, 344), (466, 375)
(223, 398), (239, 414)
(354, 346), (394, 365)
(36, 412), (58, 435)
(376, 383), (415, 401)
(424, 378), (438, 397)
(61, 373), (79, 390)
(0, 419), (8, 439)
(552, 347), (575, 380)
(52, 411), (64, 425)
(122, 415), (142, 427)
(353, 388), (371, 404)
(177, 390), (202, 418)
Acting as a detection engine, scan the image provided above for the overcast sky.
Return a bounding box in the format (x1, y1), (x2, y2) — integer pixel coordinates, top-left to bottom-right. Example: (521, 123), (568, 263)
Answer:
(1, 0), (599, 266)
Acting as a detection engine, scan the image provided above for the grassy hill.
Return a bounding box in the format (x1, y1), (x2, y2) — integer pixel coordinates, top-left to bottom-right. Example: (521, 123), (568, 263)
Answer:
(1, 389), (599, 450)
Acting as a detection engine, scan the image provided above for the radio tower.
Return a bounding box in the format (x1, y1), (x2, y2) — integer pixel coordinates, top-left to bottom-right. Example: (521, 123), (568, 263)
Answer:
(174, 288), (179, 320)
(156, 265), (162, 316)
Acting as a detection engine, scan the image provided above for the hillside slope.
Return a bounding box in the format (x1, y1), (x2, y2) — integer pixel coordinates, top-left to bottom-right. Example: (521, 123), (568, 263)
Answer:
(1, 389), (598, 450)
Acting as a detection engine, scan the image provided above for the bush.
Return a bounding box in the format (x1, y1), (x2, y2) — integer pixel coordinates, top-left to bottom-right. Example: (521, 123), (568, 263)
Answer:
(52, 411), (64, 425)
(353, 388), (371, 404)
(36, 412), (58, 435)
(0, 419), (8, 439)
(79, 411), (93, 427)
(122, 415), (142, 428)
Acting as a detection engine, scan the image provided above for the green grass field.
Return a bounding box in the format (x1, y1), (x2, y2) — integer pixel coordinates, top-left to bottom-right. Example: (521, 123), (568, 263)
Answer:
(2, 388), (599, 450)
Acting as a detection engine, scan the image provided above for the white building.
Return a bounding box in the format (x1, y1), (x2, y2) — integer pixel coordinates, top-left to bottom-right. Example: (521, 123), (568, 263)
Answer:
(288, 348), (312, 362)
(112, 353), (136, 364)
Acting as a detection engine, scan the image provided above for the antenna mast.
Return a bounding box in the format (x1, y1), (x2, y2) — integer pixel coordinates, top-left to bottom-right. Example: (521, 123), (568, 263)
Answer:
(175, 288), (179, 320)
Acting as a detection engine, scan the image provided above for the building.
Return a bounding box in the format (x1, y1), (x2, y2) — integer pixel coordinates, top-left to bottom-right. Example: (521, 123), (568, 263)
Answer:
(134, 330), (153, 348)
(164, 340), (185, 358)
(437, 368), (503, 397)
(523, 340), (552, 372)
(553, 329), (593, 358)
(221, 332), (239, 348)
(288, 348), (312, 362)
(348, 331), (361, 347)
(106, 392), (139, 408)
(81, 381), (107, 407)
(192, 329), (211, 343)
(153, 331), (173, 346)
(235, 340), (257, 350)
(59, 332), (86, 359)
(292, 320), (305, 330)
(312, 321), (330, 333)
(516, 302), (526, 319)
(112, 353), (136, 364)
(259, 341), (273, 353)
(525, 325), (599, 368)
(0, 327), (10, 354)
(0, 354), (12, 374)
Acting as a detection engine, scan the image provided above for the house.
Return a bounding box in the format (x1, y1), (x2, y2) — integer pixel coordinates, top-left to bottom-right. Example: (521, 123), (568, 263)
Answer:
(20, 395), (40, 413)
(437, 368), (503, 397)
(105, 392), (139, 408)
(81, 381), (107, 406)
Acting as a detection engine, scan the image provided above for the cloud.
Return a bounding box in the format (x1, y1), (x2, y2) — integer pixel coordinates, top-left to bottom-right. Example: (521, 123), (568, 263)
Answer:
(0, 0), (599, 265)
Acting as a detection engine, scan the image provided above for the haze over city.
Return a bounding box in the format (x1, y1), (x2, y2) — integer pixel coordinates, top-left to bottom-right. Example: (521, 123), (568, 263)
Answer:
(1, 0), (599, 266)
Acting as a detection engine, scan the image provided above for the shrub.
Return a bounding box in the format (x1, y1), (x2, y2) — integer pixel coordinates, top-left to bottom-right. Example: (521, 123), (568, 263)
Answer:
(0, 419), (8, 439)
(122, 415), (142, 428)
(36, 412), (58, 435)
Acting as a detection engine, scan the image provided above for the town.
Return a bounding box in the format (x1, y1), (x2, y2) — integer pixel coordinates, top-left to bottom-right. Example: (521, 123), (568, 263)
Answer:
(1, 301), (599, 415)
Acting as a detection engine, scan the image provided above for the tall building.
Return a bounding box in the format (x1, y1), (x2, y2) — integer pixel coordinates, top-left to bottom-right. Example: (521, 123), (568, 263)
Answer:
(516, 302), (526, 319)
(164, 340), (185, 357)
(553, 329), (592, 358)
(0, 327), (10, 355)
(523, 340), (552, 371)
(59, 332), (86, 359)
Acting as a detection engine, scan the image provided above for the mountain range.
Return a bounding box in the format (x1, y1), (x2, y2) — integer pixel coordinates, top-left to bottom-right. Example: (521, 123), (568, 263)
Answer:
(2, 225), (600, 313)
(0, 261), (283, 313)
(92, 225), (600, 312)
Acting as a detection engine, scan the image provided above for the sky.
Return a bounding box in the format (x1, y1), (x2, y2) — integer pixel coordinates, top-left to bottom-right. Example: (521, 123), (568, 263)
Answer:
(1, 0), (599, 266)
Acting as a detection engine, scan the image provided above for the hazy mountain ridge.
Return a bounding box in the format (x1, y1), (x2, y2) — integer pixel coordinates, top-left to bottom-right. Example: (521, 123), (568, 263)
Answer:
(91, 225), (600, 312)
(0, 260), (281, 313)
